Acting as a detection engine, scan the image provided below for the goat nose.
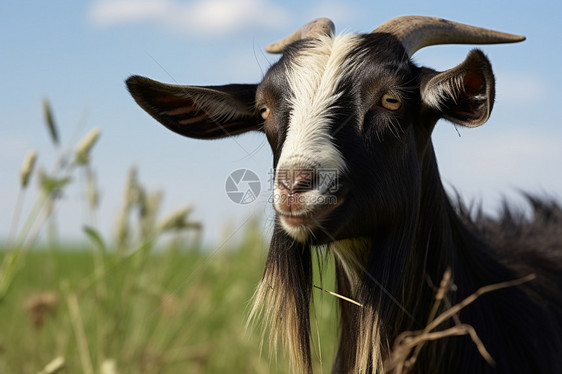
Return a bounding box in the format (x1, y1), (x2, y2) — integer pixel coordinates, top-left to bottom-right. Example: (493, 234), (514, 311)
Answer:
(277, 169), (314, 194)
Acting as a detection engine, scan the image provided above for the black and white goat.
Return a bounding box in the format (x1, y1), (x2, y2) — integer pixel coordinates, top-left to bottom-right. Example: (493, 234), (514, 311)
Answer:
(127, 16), (562, 374)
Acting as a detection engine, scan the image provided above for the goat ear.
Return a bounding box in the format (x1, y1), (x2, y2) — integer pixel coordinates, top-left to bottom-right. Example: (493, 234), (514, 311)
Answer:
(421, 49), (495, 128)
(126, 75), (262, 139)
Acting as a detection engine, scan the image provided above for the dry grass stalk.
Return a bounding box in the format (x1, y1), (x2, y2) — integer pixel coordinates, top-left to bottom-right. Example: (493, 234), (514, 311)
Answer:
(384, 273), (536, 373)
(85, 167), (100, 211)
(64, 286), (94, 374)
(313, 284), (363, 307)
(38, 356), (65, 374)
(115, 166), (140, 248)
(405, 268), (452, 368)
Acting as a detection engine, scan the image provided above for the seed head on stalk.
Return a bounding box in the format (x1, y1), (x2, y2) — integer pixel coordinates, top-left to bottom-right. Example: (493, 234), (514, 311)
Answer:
(20, 150), (38, 189)
(42, 99), (59, 147)
(75, 128), (101, 165)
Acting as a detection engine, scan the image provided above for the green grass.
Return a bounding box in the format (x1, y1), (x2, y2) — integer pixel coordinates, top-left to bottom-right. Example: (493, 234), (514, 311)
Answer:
(0, 101), (341, 373)
(0, 226), (341, 373)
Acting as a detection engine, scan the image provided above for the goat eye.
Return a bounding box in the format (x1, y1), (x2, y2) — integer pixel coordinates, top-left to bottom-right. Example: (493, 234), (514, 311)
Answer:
(381, 93), (402, 111)
(259, 106), (271, 120)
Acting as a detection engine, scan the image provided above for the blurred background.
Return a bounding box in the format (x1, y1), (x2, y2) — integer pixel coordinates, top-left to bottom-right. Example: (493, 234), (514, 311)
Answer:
(0, 1), (561, 373)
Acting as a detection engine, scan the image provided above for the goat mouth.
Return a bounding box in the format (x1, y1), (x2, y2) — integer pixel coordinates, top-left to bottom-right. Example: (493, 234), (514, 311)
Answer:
(280, 214), (311, 227)
(276, 193), (346, 229)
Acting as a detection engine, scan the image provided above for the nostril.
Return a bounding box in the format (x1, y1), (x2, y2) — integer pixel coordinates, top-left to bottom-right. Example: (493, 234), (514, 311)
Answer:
(277, 169), (314, 194)
(293, 170), (313, 193)
(277, 178), (292, 194)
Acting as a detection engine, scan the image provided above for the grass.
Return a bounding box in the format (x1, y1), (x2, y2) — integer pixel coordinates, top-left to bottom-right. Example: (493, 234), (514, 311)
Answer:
(0, 100), (339, 373)
(0, 232), (341, 373)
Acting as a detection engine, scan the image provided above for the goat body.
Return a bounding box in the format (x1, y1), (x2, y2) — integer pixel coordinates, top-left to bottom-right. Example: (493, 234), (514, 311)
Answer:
(127, 16), (562, 373)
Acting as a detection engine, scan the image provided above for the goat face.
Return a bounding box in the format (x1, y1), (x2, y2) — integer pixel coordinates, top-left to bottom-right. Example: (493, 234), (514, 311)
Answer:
(126, 17), (521, 244)
(256, 33), (425, 243)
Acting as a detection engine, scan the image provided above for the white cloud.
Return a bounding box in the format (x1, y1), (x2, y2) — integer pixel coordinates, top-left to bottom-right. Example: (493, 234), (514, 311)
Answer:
(89, 0), (291, 36)
(89, 0), (169, 25)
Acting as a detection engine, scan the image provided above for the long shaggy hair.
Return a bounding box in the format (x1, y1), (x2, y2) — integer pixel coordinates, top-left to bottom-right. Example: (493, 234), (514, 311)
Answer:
(250, 187), (562, 373)
(249, 222), (314, 373)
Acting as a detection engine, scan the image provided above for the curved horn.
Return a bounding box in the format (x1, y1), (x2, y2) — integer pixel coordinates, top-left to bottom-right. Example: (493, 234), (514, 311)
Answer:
(373, 16), (525, 57)
(266, 18), (335, 54)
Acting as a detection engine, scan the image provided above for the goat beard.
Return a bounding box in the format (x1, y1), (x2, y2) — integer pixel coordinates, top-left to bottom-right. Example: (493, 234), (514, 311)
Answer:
(248, 222), (314, 373)
(248, 224), (389, 374)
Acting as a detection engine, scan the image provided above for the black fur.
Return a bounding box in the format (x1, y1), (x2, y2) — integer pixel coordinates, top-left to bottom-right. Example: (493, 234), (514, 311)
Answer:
(263, 35), (562, 373)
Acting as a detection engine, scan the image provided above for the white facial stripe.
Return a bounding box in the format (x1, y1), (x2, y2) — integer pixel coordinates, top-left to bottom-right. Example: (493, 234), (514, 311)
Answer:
(277, 34), (361, 173)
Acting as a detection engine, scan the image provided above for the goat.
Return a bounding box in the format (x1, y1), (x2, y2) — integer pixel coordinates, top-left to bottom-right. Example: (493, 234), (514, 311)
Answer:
(126, 16), (562, 373)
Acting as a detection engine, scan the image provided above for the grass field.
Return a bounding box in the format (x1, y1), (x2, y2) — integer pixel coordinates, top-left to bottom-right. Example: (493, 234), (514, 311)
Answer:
(0, 224), (342, 374)
(0, 104), (342, 373)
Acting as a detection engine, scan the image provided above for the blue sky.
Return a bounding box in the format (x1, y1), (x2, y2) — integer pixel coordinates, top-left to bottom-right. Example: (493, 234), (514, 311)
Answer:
(1, 1), (561, 246)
